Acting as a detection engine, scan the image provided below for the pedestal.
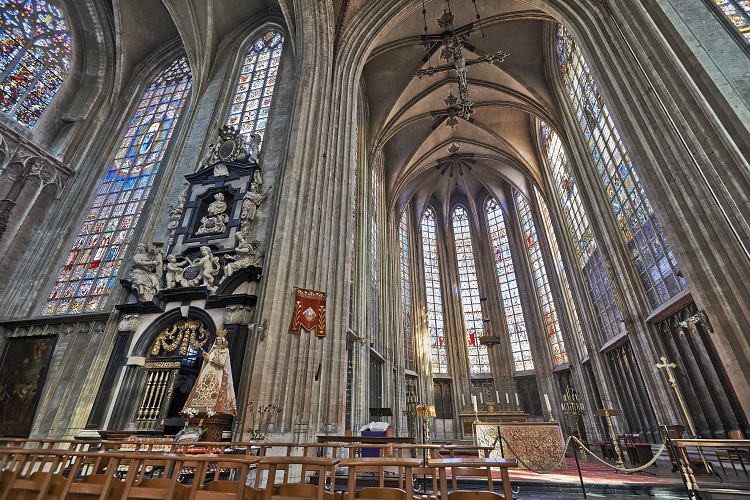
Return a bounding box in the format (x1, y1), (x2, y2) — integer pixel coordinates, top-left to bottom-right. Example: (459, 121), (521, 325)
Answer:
(189, 413), (233, 442)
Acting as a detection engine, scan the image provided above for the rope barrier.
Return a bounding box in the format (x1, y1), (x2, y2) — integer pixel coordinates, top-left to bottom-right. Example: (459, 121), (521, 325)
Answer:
(494, 435), (667, 475)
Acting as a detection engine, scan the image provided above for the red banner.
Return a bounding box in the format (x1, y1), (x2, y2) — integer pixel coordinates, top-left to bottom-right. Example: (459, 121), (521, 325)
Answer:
(288, 288), (327, 337)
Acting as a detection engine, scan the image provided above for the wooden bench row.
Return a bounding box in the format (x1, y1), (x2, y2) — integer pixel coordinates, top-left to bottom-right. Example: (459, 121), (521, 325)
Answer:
(0, 444), (517, 500)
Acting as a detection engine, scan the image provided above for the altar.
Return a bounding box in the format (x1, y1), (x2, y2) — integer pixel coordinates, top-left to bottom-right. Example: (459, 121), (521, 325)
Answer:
(474, 422), (566, 471)
(458, 410), (527, 438)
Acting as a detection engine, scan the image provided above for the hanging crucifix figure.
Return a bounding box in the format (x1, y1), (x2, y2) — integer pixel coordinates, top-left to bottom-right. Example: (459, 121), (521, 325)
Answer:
(415, 6), (509, 121)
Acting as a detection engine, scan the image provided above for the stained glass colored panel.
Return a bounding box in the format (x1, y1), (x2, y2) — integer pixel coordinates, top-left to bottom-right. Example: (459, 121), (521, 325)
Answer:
(541, 123), (623, 341)
(714, 0), (750, 39)
(486, 198), (533, 371)
(42, 57), (192, 316)
(400, 211), (414, 371)
(557, 25), (686, 307)
(516, 192), (568, 365)
(451, 205), (490, 375)
(536, 187), (585, 355)
(422, 208), (448, 374)
(0, 0), (71, 127)
(228, 30), (283, 143)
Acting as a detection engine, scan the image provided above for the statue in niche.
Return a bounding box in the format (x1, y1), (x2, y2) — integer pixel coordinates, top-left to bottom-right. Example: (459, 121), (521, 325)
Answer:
(167, 187), (187, 244)
(164, 254), (190, 289)
(239, 182), (269, 232)
(125, 243), (162, 301)
(224, 232), (263, 278)
(182, 328), (237, 418)
(196, 192), (229, 236)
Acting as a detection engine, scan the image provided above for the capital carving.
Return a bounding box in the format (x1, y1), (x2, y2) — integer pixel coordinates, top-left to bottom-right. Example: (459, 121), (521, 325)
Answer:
(223, 305), (254, 326)
(118, 314), (141, 332)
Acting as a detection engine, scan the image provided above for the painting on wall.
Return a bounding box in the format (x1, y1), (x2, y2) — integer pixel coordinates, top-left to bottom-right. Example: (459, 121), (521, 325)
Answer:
(0, 336), (56, 437)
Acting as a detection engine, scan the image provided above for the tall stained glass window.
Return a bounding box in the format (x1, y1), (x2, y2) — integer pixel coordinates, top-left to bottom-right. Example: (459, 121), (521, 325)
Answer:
(486, 198), (533, 371)
(422, 208), (448, 374)
(541, 123), (623, 341)
(42, 57), (192, 315)
(400, 211), (414, 371)
(452, 205), (490, 375)
(0, 0), (71, 128)
(516, 192), (568, 365)
(558, 26), (686, 307)
(713, 0), (750, 40)
(226, 30), (284, 143)
(536, 187), (586, 354)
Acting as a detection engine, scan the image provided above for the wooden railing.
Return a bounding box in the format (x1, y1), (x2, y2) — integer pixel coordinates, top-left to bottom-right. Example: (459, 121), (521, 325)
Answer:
(671, 438), (750, 499)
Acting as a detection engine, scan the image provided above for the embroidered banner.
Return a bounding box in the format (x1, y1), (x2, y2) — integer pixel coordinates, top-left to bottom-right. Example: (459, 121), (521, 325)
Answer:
(288, 288), (327, 337)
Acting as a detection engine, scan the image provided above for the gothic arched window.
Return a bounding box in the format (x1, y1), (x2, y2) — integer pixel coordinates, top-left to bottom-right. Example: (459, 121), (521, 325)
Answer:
(0, 0), (72, 128)
(399, 211), (414, 371)
(226, 30), (284, 143)
(422, 207), (448, 374)
(451, 205), (489, 375)
(541, 123), (623, 341)
(515, 192), (568, 365)
(43, 57), (192, 316)
(713, 0), (750, 40)
(557, 26), (686, 308)
(536, 187), (586, 354)
(486, 198), (533, 371)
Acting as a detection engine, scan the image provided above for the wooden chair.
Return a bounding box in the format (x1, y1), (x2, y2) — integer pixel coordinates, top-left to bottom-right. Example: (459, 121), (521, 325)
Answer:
(256, 456), (340, 500)
(392, 444), (439, 495)
(189, 454), (261, 500)
(716, 430), (750, 476)
(355, 486), (408, 499)
(0, 448), (69, 500)
(427, 457), (516, 500)
(340, 457), (421, 500)
(119, 453), (191, 500)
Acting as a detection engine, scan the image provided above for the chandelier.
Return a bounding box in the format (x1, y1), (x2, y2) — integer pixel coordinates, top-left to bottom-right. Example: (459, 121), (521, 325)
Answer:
(416, 0), (509, 123)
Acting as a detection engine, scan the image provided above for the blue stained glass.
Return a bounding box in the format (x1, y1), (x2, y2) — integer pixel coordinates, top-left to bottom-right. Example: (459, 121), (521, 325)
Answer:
(43, 56), (192, 315)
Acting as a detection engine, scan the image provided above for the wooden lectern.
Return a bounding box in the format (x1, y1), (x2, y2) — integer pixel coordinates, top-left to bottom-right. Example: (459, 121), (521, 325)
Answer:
(595, 408), (623, 467)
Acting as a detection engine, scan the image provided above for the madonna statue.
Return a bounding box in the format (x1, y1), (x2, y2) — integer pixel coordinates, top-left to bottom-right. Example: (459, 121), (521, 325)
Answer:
(182, 329), (237, 419)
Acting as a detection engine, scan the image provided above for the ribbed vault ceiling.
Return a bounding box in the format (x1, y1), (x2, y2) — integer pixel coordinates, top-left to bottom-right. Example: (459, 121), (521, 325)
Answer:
(361, 0), (560, 218)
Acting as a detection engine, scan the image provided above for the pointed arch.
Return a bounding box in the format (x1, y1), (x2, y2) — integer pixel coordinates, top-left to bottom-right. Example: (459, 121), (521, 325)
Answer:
(485, 197), (534, 371)
(0, 0), (72, 128)
(42, 56), (192, 315)
(224, 29), (284, 143)
(421, 206), (448, 374)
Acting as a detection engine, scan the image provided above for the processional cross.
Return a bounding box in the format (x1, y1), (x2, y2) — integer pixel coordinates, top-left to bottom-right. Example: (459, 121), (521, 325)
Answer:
(656, 355), (697, 438)
(415, 8), (508, 121)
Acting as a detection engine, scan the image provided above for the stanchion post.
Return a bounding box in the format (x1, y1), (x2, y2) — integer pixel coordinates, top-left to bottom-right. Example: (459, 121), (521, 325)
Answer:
(567, 424), (587, 500)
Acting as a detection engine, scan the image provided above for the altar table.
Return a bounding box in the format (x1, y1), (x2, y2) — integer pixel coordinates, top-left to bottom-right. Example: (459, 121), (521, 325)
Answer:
(474, 422), (566, 471)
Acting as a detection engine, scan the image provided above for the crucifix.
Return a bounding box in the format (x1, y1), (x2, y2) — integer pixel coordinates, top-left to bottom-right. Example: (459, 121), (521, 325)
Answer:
(415, 7), (508, 121)
(656, 355), (697, 438)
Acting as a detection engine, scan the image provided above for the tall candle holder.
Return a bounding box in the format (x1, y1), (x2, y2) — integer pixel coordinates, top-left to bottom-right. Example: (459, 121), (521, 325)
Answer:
(561, 387), (587, 458)
(416, 404), (436, 444)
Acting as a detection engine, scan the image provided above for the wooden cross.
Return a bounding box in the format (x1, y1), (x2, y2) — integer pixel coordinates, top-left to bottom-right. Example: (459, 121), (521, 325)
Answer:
(656, 356), (696, 438)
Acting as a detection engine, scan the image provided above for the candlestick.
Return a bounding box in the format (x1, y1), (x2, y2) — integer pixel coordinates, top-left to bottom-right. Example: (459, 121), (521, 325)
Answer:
(479, 392), (483, 404)
(515, 392), (520, 407)
(544, 393), (555, 422)
(472, 395), (478, 413)
(505, 392), (509, 404)
(496, 391), (500, 403)
(461, 394), (466, 408)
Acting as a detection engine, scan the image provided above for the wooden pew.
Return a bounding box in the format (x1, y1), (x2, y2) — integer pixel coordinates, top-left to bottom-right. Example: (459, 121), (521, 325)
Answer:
(427, 457), (517, 500)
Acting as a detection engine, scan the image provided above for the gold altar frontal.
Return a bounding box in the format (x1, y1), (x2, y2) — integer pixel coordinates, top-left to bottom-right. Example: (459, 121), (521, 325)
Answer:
(474, 422), (566, 471)
(459, 410), (527, 438)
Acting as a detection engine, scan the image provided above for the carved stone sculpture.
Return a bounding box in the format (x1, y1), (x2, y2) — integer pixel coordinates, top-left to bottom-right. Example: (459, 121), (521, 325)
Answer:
(167, 187), (187, 245)
(239, 182), (267, 233)
(196, 192), (229, 235)
(248, 133), (261, 163)
(164, 254), (190, 289)
(224, 233), (263, 278)
(125, 243), (162, 301)
(193, 245), (221, 292)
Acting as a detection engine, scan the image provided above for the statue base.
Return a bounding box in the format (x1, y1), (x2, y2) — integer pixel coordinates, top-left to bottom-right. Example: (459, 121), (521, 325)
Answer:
(188, 413), (234, 442)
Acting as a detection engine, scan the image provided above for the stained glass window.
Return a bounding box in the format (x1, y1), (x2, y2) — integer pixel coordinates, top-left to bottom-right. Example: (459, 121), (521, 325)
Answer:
(422, 208), (448, 374)
(536, 187), (586, 354)
(400, 211), (414, 371)
(0, 0), (71, 128)
(451, 205), (490, 375)
(541, 123), (623, 341)
(713, 0), (750, 40)
(516, 192), (568, 365)
(226, 30), (284, 143)
(486, 198), (533, 371)
(370, 164), (382, 353)
(558, 26), (686, 308)
(42, 57), (192, 316)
